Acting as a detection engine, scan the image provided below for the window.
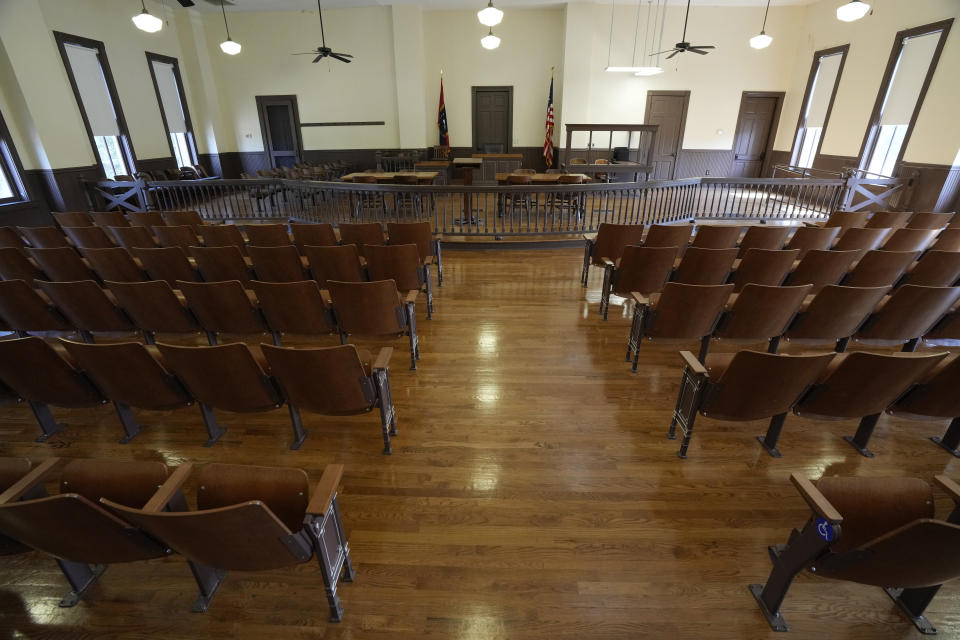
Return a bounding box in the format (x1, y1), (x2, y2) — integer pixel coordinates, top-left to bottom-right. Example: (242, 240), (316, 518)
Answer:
(0, 109), (27, 205)
(146, 53), (198, 169)
(791, 46), (847, 169)
(860, 20), (953, 176)
(54, 32), (136, 180)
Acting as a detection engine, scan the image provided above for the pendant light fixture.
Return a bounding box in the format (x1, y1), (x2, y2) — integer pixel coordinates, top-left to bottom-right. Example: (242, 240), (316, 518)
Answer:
(836, 1), (870, 22)
(132, 0), (163, 33)
(749, 0), (773, 49)
(219, 0), (241, 55)
(477, 0), (504, 27)
(481, 28), (501, 50)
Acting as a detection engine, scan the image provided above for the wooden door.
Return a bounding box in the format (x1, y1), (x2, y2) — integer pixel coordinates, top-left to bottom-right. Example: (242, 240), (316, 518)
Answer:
(731, 95), (779, 177)
(256, 95), (302, 169)
(644, 91), (689, 180)
(472, 87), (512, 154)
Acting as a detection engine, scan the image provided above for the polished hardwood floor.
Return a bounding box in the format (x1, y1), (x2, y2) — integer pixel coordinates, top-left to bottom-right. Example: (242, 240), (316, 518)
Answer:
(1, 247), (959, 638)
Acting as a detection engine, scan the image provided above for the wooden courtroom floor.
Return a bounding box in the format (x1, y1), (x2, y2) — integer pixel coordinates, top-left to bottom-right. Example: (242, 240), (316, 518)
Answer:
(1, 247), (959, 639)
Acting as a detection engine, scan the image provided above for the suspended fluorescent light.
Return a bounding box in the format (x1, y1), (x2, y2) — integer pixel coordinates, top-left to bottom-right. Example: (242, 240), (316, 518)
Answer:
(477, 0), (503, 27)
(132, 0), (163, 33)
(218, 0), (241, 55)
(605, 66), (645, 73)
(749, 0), (772, 49)
(481, 28), (501, 50)
(836, 1), (870, 22)
(634, 66), (664, 76)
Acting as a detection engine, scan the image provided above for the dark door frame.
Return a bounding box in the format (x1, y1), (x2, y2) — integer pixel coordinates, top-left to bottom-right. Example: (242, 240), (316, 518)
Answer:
(255, 95), (303, 169)
(733, 91), (785, 178)
(471, 86), (513, 153)
(644, 90), (690, 180)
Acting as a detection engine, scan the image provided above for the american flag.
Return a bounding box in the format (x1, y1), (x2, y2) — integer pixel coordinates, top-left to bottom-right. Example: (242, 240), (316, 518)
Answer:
(543, 75), (555, 168)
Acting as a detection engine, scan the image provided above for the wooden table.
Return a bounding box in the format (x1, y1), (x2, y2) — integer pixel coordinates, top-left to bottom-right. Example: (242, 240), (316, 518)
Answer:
(495, 173), (592, 184)
(414, 161), (451, 185)
(340, 172), (439, 184)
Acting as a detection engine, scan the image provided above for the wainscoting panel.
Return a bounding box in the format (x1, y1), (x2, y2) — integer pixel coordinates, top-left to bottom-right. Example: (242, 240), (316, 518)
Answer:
(675, 150), (735, 178)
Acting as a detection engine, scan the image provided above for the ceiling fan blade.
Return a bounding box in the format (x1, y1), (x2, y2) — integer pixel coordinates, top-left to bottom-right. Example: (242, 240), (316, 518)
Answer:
(652, 48), (680, 56)
(666, 50), (682, 59)
(330, 53), (352, 63)
(332, 52), (353, 58)
(313, 54), (324, 63)
(293, 52), (319, 55)
(689, 45), (715, 50)
(689, 48), (710, 55)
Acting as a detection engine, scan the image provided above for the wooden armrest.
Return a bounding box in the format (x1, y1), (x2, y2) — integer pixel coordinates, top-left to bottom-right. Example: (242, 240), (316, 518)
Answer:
(404, 290), (418, 304)
(306, 464), (344, 516)
(630, 291), (648, 306)
(790, 472), (843, 524)
(601, 257), (615, 268)
(141, 463), (194, 513)
(934, 475), (960, 504)
(679, 351), (707, 375)
(0, 458), (60, 504)
(373, 347), (393, 371)
(320, 289), (333, 305)
(582, 233), (597, 242)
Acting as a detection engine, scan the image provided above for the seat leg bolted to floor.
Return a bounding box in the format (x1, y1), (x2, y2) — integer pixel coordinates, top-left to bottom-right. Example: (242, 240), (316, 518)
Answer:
(884, 586), (941, 635)
(198, 403), (227, 447)
(581, 239), (593, 286)
(628, 303), (647, 372)
(931, 417), (960, 457)
(406, 301), (419, 370)
(29, 401), (66, 442)
(189, 563), (226, 613)
(757, 413), (788, 458)
(113, 402), (143, 444)
(600, 263), (612, 319)
(307, 491), (355, 623)
(668, 364), (706, 459)
(56, 559), (106, 608)
(287, 404), (309, 450)
(374, 367), (397, 454)
(842, 412), (881, 458)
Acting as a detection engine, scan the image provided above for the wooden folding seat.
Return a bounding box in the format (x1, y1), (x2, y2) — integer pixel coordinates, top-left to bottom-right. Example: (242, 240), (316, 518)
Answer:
(63, 225), (115, 250)
(36, 280), (136, 343)
(88, 211), (130, 228)
(154, 225), (200, 251)
(785, 226), (841, 258)
(903, 250), (960, 287)
(881, 228), (940, 253)
(886, 355), (960, 456)
(264, 343), (398, 453)
(26, 247), (96, 282)
(710, 284), (811, 356)
(854, 285), (960, 351)
(750, 473), (960, 633)
(866, 210), (913, 229)
(327, 279), (420, 370)
(189, 246), (252, 284)
(671, 247), (738, 285)
(730, 248), (798, 292)
(388, 221), (443, 286)
(18, 226), (71, 249)
(908, 211), (955, 229)
(832, 227), (891, 253)
(248, 245), (307, 283)
(178, 280), (267, 344)
(160, 210), (204, 231)
(365, 243), (434, 318)
(691, 224), (743, 249)
(109, 225), (156, 249)
(0, 337), (106, 440)
(644, 223), (693, 260)
(290, 222), (337, 251)
(0, 227), (27, 252)
(784, 249), (859, 293)
(0, 280), (72, 336)
(0, 247), (44, 284)
(0, 457), (34, 556)
(784, 285), (889, 351)
(106, 280), (203, 343)
(198, 224), (246, 253)
(821, 210), (869, 229)
(81, 247), (147, 283)
(627, 282), (733, 371)
(303, 244), (366, 286)
(244, 223), (290, 247)
(51, 211), (92, 228)
(127, 210), (167, 231)
(930, 228), (960, 252)
(581, 223), (645, 286)
(250, 280), (336, 345)
(842, 250), (919, 287)
(737, 225), (792, 257)
(339, 222), (385, 259)
(668, 350), (835, 457)
(103, 462), (354, 618)
(130, 246), (199, 286)
(599, 245), (675, 320)
(925, 309), (960, 346)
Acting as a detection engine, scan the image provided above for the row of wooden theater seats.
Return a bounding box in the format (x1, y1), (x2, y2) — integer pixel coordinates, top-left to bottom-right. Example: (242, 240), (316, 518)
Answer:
(0, 457), (354, 620)
(667, 347), (960, 461)
(0, 335), (399, 453)
(599, 246), (960, 318)
(581, 222), (960, 286)
(816, 209), (958, 231)
(624, 282), (960, 371)
(0, 277), (423, 369)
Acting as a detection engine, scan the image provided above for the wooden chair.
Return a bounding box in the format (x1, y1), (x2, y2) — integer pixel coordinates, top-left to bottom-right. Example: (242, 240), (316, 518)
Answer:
(737, 225), (792, 257)
(784, 285), (889, 351)
(88, 211), (130, 228)
(63, 226), (115, 250)
(130, 247), (199, 286)
(710, 284), (811, 356)
(263, 343), (398, 453)
(671, 247), (738, 285)
(866, 210), (913, 229)
(0, 227), (27, 252)
(127, 211), (167, 231)
(339, 222), (385, 259)
(0, 279), (72, 336)
(833, 227), (892, 253)
(189, 246), (253, 284)
(177, 280), (268, 345)
(82, 247), (147, 283)
(668, 350), (835, 458)
(888, 355), (960, 456)
(842, 250), (919, 287)
(908, 212), (954, 229)
(552, 174), (585, 223)
(692, 225), (743, 249)
(18, 226), (71, 249)
(106, 280), (203, 344)
(627, 282), (733, 371)
(784, 249), (860, 293)
(925, 309), (960, 346)
(930, 228), (960, 252)
(154, 225), (200, 251)
(643, 224), (693, 261)
(326, 280), (420, 370)
(302, 244), (366, 286)
(108, 225), (156, 249)
(881, 228), (940, 253)
(290, 223), (338, 251)
(581, 223), (646, 286)
(388, 221), (443, 287)
(247, 245), (307, 283)
(26, 247), (96, 282)
(243, 223), (290, 247)
(365, 243), (434, 318)
(36, 280), (136, 343)
(51, 212), (92, 228)
(903, 251), (960, 287)
(102, 462), (354, 618)
(160, 210), (204, 231)
(599, 246), (675, 320)
(821, 210), (870, 229)
(785, 226), (841, 258)
(0, 247), (45, 285)
(853, 285), (960, 351)
(392, 174), (422, 218)
(730, 249), (798, 292)
(250, 280), (337, 345)
(750, 473), (960, 633)
(198, 224), (246, 253)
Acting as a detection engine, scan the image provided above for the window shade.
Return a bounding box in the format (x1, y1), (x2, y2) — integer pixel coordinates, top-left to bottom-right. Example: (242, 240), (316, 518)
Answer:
(64, 44), (119, 137)
(151, 60), (187, 134)
(879, 31), (940, 126)
(804, 54), (842, 128)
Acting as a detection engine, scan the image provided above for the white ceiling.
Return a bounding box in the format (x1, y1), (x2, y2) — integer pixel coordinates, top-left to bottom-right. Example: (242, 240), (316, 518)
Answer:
(192, 0), (816, 12)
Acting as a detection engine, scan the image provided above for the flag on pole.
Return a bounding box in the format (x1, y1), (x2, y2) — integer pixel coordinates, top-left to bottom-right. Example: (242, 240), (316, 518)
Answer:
(543, 73), (555, 168)
(437, 77), (450, 147)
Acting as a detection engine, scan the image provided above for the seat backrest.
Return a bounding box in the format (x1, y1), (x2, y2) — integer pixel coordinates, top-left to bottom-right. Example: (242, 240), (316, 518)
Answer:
(243, 224), (290, 247)
(931, 229), (960, 252)
(506, 174), (532, 185)
(127, 211), (166, 231)
(844, 250), (919, 287)
(155, 342), (281, 412)
(27, 247), (96, 282)
(731, 248), (799, 292)
(387, 222), (433, 260)
(250, 280), (335, 335)
(130, 247), (199, 286)
(691, 225), (743, 249)
(106, 280), (201, 334)
(339, 223), (384, 258)
(18, 226), (70, 249)
(612, 246), (676, 297)
(154, 225), (200, 251)
(0, 247), (44, 285)
(82, 247), (146, 283)
(906, 250), (960, 287)
(737, 225), (792, 257)
(857, 285), (960, 343)
(0, 227), (26, 251)
(0, 336), (104, 406)
(89, 211), (130, 228)
(189, 245), (252, 284)
(785, 285), (888, 341)
(671, 247), (738, 285)
(290, 223), (337, 251)
(0, 279), (71, 332)
(591, 223), (646, 265)
(908, 212), (954, 229)
(160, 210), (204, 231)
(644, 224), (693, 261)
(715, 284), (810, 340)
(263, 343), (375, 416)
(63, 226), (115, 250)
(108, 225), (156, 250)
(326, 279), (405, 336)
(199, 224), (246, 252)
(866, 211), (913, 229)
(365, 244), (422, 291)
(177, 280), (267, 335)
(36, 280), (134, 332)
(833, 227), (891, 252)
(248, 245), (306, 283)
(823, 210), (870, 229)
(558, 174), (583, 184)
(882, 228), (939, 253)
(568, 157), (587, 165)
(393, 173), (419, 185)
(786, 249), (859, 293)
(51, 212), (92, 228)
(702, 351), (836, 421)
(785, 226), (841, 258)
(646, 282), (733, 339)
(302, 244), (365, 286)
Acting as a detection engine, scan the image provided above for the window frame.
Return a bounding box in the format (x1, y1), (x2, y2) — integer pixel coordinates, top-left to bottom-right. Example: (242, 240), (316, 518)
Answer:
(53, 31), (138, 180)
(145, 52), (198, 169)
(789, 44), (849, 169)
(857, 19), (953, 176)
(0, 108), (28, 205)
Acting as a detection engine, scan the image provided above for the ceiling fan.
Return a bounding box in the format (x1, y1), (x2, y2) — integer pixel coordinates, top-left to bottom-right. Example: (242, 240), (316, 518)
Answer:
(653, 0), (715, 59)
(176, 0), (234, 7)
(292, 1), (354, 64)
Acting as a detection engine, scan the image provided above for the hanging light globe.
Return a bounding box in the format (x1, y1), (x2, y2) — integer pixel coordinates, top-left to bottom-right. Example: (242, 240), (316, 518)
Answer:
(749, 32), (773, 49)
(478, 1), (504, 27)
(132, 2), (163, 33)
(836, 1), (870, 22)
(481, 28), (501, 50)
(220, 38), (242, 55)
